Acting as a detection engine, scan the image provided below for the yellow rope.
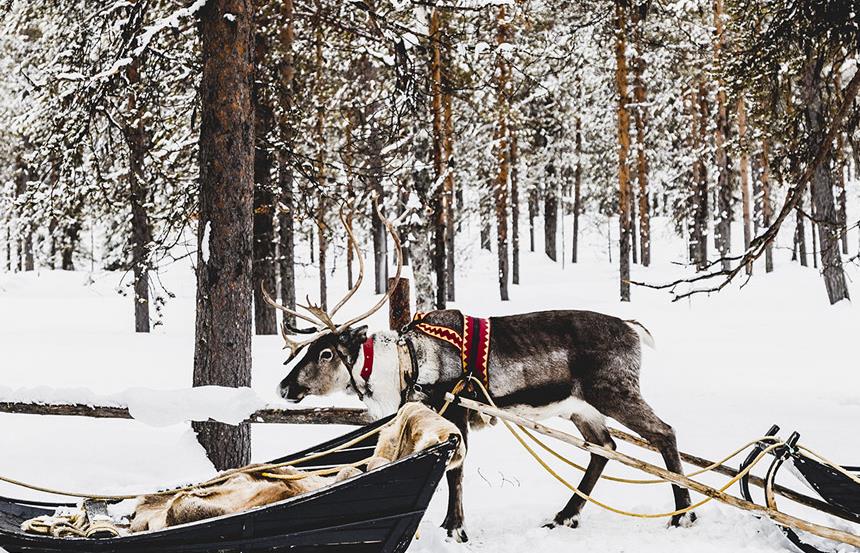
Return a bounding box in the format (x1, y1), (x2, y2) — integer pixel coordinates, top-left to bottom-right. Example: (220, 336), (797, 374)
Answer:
(519, 424), (781, 485)
(461, 375), (784, 519)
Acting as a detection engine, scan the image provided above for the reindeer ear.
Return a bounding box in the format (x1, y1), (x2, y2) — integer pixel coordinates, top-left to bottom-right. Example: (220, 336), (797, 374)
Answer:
(339, 325), (368, 348)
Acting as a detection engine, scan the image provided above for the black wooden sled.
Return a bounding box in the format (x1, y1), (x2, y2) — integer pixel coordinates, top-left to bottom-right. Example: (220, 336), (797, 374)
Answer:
(739, 425), (860, 553)
(0, 415), (458, 553)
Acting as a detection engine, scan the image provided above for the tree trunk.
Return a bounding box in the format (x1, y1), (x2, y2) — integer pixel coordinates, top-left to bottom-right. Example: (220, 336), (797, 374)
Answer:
(510, 127), (520, 283)
(370, 125), (387, 294)
(495, 5), (510, 301)
(759, 141), (774, 273)
(615, 1), (632, 301)
(713, 0), (733, 270)
(278, 152), (296, 324)
(314, 2), (327, 310)
(61, 221), (79, 271)
(802, 53), (849, 303)
(528, 187), (537, 252)
(480, 185), (492, 251)
(737, 96), (752, 275)
(834, 131), (848, 254)
(276, 0), (296, 328)
(127, 54), (152, 332)
(252, 20), (277, 335)
(571, 116), (582, 264)
(544, 180), (558, 262)
(193, 0), (254, 471)
(631, 7), (650, 266)
(14, 156), (33, 272)
(630, 179), (638, 264)
(429, 8), (446, 310)
(4, 227), (11, 271)
(443, 91), (456, 301)
(688, 81), (709, 270)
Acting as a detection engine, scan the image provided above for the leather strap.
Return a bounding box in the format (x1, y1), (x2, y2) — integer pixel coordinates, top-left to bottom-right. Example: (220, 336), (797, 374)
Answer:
(360, 337), (374, 383)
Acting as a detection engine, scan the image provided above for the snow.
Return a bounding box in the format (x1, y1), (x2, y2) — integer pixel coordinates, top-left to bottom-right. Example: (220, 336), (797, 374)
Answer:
(1, 216), (859, 552)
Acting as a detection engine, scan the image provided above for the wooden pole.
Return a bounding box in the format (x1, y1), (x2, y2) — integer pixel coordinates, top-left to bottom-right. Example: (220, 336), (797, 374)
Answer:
(607, 428), (852, 521)
(388, 276), (411, 331)
(0, 402), (370, 426)
(448, 394), (860, 549)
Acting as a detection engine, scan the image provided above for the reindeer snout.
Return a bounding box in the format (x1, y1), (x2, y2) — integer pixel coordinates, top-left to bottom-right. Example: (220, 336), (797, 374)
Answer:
(278, 376), (306, 402)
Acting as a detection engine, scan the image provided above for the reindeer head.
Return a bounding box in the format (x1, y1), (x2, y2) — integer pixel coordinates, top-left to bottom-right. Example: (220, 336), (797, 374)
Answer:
(264, 201), (402, 402)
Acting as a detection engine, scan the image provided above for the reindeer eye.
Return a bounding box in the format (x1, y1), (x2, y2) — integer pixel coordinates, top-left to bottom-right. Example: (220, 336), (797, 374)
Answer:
(319, 349), (334, 362)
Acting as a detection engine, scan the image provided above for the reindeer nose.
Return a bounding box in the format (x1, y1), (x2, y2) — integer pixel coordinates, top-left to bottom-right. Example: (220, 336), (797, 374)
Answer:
(278, 379), (305, 402)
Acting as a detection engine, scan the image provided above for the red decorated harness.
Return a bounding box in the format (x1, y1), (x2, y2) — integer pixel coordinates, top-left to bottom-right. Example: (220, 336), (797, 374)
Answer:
(411, 312), (492, 390)
(355, 312), (492, 398)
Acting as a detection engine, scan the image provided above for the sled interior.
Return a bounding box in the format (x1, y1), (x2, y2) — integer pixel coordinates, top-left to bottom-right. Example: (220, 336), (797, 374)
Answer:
(0, 414), (458, 553)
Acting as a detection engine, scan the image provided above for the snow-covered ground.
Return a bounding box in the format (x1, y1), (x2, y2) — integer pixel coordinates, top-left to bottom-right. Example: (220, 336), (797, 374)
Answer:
(1, 216), (858, 553)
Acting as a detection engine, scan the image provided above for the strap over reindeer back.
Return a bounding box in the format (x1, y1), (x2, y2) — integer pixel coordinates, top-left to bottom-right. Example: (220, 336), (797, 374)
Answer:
(410, 311), (491, 391)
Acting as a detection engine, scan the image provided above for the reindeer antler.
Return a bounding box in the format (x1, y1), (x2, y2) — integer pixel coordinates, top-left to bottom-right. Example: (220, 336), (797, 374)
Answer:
(261, 284), (324, 329)
(334, 198), (403, 333)
(263, 198), (402, 352)
(329, 208), (365, 318)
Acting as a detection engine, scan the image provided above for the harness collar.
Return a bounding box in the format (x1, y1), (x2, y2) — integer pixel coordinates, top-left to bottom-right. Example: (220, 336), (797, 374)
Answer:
(353, 334), (419, 407)
(360, 336), (374, 384)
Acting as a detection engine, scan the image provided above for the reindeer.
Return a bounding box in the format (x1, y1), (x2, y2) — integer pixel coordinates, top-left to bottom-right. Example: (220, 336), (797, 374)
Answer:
(264, 204), (695, 542)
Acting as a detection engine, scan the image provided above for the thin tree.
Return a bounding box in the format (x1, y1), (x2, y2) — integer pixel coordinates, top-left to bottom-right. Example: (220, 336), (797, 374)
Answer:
(571, 112), (582, 264)
(252, 10), (277, 335)
(193, 0), (254, 471)
(495, 4), (511, 301)
(443, 89), (456, 301)
(276, 0), (296, 327)
(737, 95), (752, 275)
(429, 7), (446, 309)
(615, 1), (632, 301)
(712, 0), (733, 270)
(631, 5), (650, 266)
(801, 51), (849, 303)
(510, 126), (520, 283)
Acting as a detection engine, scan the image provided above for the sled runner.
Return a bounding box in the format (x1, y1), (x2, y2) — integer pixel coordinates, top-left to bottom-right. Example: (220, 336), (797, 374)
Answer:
(0, 414), (459, 553)
(738, 425), (860, 553)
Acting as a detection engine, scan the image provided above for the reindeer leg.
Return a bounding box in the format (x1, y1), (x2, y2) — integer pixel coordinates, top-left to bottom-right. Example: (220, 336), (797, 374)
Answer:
(546, 409), (615, 529)
(441, 407), (469, 542)
(609, 396), (695, 527)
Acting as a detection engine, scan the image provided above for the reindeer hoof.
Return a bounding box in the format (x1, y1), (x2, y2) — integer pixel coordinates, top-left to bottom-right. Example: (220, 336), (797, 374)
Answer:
(544, 513), (579, 529)
(670, 512), (696, 528)
(444, 526), (468, 543)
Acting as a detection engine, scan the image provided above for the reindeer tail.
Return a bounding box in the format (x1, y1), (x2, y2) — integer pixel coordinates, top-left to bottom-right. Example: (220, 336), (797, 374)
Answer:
(625, 320), (656, 349)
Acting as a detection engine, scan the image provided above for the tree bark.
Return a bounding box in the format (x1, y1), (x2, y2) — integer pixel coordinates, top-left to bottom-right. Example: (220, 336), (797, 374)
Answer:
(495, 5), (510, 301)
(528, 187), (537, 252)
(127, 55), (151, 332)
(737, 96), (752, 275)
(802, 53), (849, 303)
(571, 116), (582, 264)
(388, 277), (411, 331)
(510, 127), (520, 283)
(615, 1), (632, 301)
(631, 7), (650, 266)
(759, 141), (774, 273)
(276, 0), (296, 328)
(443, 90), (456, 301)
(193, 0), (254, 471)
(252, 18), (277, 335)
(429, 8), (446, 310)
(544, 180), (558, 262)
(713, 0), (733, 270)
(14, 156), (33, 272)
(480, 184), (492, 251)
(370, 125), (387, 294)
(688, 81), (709, 270)
(314, 1), (327, 311)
